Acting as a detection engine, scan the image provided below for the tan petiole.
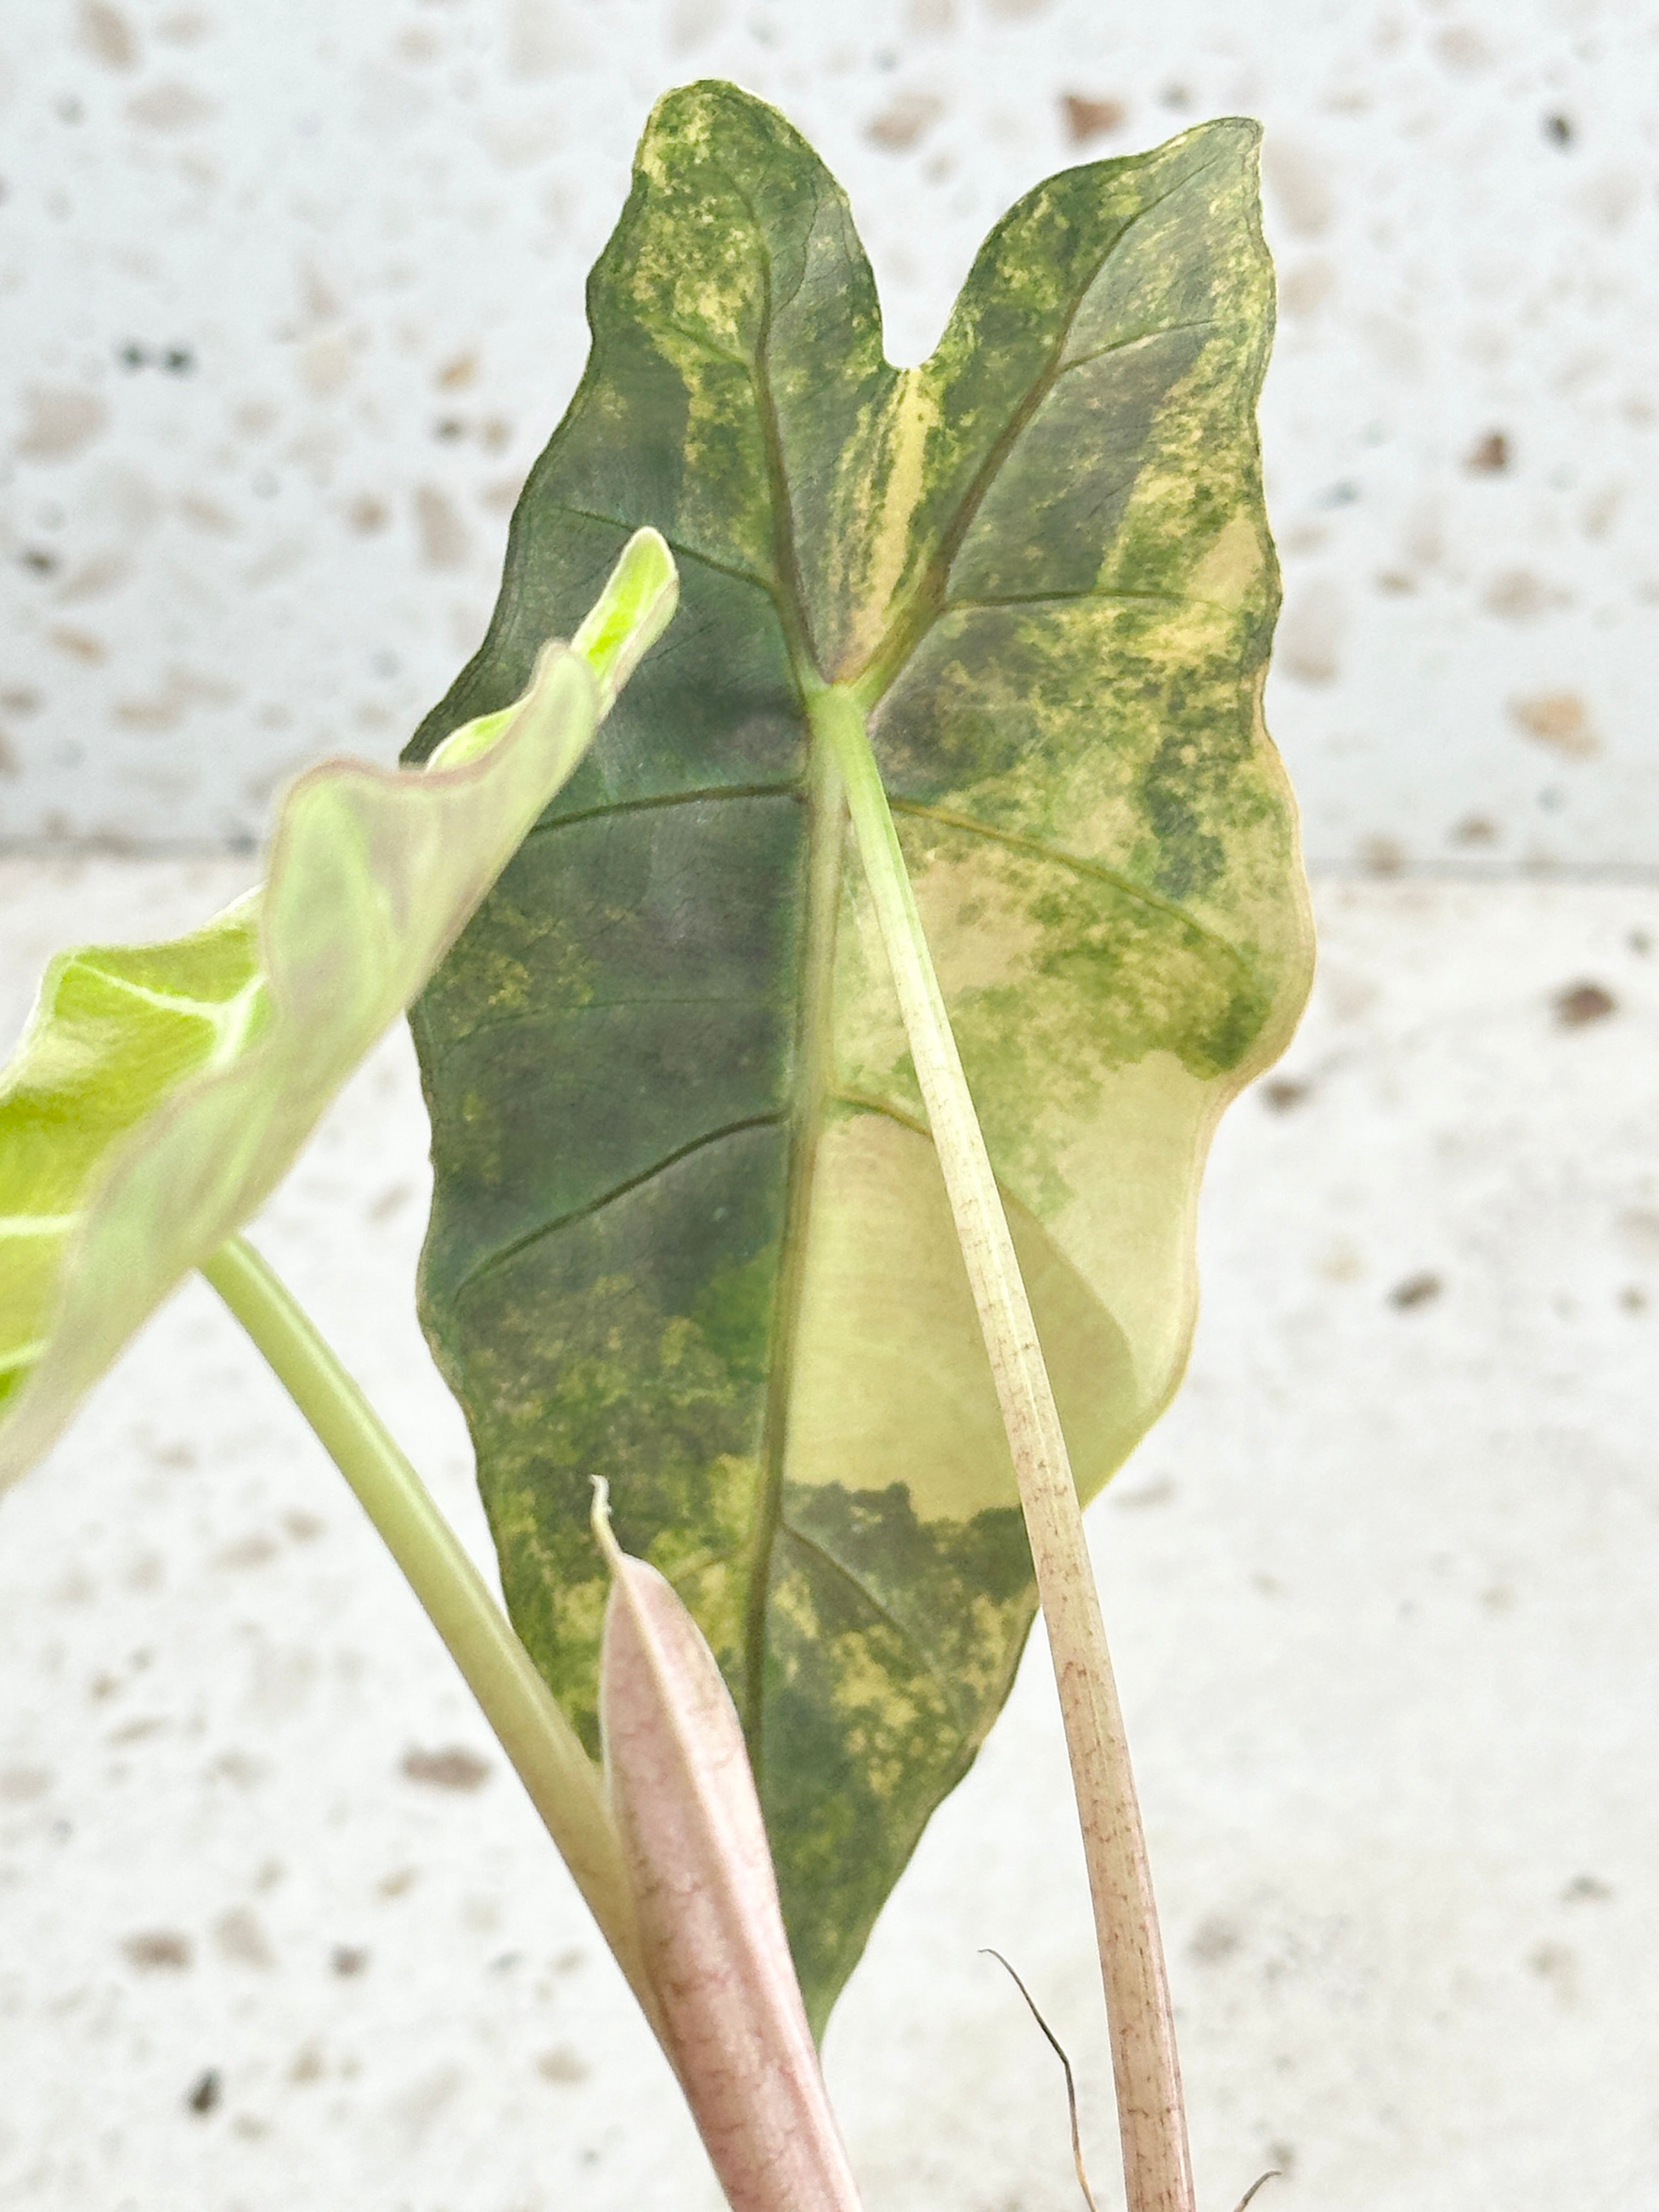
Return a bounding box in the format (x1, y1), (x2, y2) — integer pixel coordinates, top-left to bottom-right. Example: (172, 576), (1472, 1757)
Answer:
(812, 680), (1196, 2212)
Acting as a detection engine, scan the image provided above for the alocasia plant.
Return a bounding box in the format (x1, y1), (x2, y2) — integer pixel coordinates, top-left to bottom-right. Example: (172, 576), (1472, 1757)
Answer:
(0, 74), (1315, 2212)
(0, 529), (680, 2012)
(403, 78), (1311, 2042)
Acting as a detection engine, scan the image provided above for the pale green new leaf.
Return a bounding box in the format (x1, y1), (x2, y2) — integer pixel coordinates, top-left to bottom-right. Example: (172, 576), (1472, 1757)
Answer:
(405, 82), (1313, 2029)
(0, 530), (676, 1489)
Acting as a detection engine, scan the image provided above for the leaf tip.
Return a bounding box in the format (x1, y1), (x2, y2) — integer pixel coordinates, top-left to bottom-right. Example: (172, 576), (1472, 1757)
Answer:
(590, 1472), (624, 1575)
(571, 527), (679, 707)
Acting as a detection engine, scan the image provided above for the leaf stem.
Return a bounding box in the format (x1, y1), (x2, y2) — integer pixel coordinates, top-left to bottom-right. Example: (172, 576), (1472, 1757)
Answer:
(199, 1232), (659, 2032)
(808, 683), (1195, 2212)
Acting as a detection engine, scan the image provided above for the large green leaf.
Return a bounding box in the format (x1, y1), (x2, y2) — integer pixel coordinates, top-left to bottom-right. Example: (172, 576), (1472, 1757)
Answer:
(0, 531), (676, 1490)
(404, 81), (1313, 2029)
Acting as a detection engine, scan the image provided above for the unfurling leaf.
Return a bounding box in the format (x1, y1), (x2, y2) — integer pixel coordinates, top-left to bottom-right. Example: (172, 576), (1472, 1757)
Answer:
(405, 81), (1312, 2028)
(0, 529), (676, 1490)
(595, 1485), (862, 2212)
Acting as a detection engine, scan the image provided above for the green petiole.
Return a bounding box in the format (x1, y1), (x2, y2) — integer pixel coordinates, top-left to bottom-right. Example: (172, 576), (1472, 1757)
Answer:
(199, 1232), (660, 2033)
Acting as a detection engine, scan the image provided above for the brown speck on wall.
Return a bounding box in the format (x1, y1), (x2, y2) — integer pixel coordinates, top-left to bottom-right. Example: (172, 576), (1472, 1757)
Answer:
(401, 1745), (492, 1791)
(213, 1908), (275, 1970)
(865, 92), (944, 151)
(1280, 257), (1336, 316)
(1528, 1940), (1581, 2004)
(1188, 1914), (1243, 1963)
(1435, 25), (1494, 70)
(15, 387), (108, 463)
(1509, 691), (1599, 759)
(413, 484), (471, 569)
(480, 471), (529, 515)
(1465, 430), (1510, 472)
(78, 0), (138, 69)
(1554, 981), (1616, 1028)
(1262, 137), (1334, 238)
(1562, 1874), (1615, 1903)
(1358, 834), (1405, 876)
(1060, 94), (1126, 144)
(1483, 569), (1568, 622)
(1278, 577), (1344, 684)
(122, 1929), (193, 1971)
(125, 81), (217, 132)
(537, 2047), (592, 2084)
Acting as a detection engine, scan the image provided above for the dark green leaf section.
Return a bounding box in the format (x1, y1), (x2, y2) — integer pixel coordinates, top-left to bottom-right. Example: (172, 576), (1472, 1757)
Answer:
(405, 81), (1311, 2030)
(764, 1485), (1034, 2009)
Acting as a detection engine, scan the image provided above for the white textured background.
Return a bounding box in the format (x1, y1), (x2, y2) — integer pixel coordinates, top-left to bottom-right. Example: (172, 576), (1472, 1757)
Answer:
(2, 0), (1657, 864)
(2, 2), (1658, 2209)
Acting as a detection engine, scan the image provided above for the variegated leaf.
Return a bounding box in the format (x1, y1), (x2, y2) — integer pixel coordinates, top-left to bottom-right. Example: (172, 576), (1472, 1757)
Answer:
(405, 81), (1312, 2031)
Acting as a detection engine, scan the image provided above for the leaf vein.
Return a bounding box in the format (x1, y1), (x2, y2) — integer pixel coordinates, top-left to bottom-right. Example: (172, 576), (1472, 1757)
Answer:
(544, 500), (778, 606)
(778, 1520), (977, 1734)
(1051, 314), (1221, 383)
(887, 797), (1260, 975)
(449, 1113), (787, 1306)
(526, 780), (802, 841)
(830, 1090), (930, 1141)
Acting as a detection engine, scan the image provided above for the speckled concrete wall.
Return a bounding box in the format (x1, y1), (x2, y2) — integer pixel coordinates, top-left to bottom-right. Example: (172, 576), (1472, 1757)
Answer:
(2, 0), (1656, 863)
(4, 7), (1659, 2211)
(3, 866), (1657, 2210)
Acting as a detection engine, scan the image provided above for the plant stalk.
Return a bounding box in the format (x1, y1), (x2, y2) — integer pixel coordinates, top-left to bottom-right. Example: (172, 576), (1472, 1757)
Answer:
(810, 682), (1195, 2212)
(200, 1232), (660, 2033)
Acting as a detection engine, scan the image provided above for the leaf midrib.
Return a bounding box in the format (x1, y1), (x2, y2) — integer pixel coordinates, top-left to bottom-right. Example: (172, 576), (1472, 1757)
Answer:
(719, 151), (1227, 1765)
(729, 163), (843, 1768)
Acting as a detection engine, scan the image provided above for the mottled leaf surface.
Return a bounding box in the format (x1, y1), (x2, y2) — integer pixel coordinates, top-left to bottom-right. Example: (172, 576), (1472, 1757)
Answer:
(0, 532), (675, 1489)
(405, 82), (1312, 2029)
